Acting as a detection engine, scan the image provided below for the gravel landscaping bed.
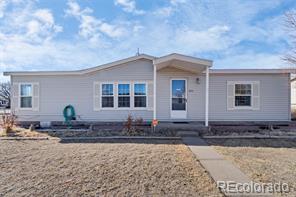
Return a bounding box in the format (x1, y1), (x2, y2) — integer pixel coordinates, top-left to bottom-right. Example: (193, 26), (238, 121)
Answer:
(205, 126), (296, 137)
(206, 138), (296, 196)
(0, 140), (222, 196)
(36, 128), (177, 137)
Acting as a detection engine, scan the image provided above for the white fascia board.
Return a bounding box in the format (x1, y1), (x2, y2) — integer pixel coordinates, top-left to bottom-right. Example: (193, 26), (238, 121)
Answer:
(4, 54), (155, 76)
(153, 53), (212, 67)
(210, 69), (296, 74)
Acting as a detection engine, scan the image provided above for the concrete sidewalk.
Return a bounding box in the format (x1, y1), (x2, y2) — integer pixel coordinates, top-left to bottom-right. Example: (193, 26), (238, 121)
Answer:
(182, 137), (252, 196)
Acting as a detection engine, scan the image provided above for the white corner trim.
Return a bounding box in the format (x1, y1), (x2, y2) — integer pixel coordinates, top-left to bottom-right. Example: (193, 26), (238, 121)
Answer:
(153, 64), (157, 119)
(205, 67), (209, 126)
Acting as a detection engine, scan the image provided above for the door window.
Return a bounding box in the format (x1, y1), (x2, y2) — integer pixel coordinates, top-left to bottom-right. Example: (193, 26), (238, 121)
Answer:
(172, 80), (186, 111)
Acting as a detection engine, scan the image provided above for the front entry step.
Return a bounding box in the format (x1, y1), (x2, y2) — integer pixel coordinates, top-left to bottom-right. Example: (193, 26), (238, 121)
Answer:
(177, 131), (200, 137)
(157, 122), (207, 131)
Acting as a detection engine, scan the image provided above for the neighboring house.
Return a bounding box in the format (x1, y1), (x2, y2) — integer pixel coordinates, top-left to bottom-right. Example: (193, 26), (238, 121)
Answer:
(3, 53), (294, 126)
(0, 99), (9, 108)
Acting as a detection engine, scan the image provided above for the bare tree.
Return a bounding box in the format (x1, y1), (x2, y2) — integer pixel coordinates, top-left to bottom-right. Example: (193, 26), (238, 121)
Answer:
(0, 82), (11, 108)
(284, 11), (296, 65)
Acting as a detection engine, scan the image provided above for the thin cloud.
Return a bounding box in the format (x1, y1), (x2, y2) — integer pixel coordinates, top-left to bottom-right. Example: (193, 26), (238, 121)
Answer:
(0, 0), (8, 18)
(66, 0), (126, 42)
(114, 0), (145, 15)
(0, 0), (293, 83)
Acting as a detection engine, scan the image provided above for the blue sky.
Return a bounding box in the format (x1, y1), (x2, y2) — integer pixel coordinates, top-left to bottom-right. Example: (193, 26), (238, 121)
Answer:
(0, 0), (296, 81)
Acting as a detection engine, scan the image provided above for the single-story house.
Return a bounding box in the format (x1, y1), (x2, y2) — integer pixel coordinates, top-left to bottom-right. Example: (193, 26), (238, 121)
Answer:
(4, 53), (294, 126)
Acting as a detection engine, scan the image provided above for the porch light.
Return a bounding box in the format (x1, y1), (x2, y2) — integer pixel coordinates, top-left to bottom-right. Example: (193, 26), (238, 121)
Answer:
(196, 78), (200, 84)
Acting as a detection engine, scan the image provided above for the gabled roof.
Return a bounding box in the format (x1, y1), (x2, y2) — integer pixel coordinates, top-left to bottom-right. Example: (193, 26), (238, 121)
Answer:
(3, 53), (213, 76)
(3, 53), (296, 76)
(153, 53), (212, 74)
(153, 53), (212, 67)
(4, 54), (155, 76)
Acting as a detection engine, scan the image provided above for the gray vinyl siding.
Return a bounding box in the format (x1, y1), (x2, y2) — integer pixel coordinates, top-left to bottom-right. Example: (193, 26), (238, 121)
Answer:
(12, 59), (153, 121)
(11, 59), (291, 122)
(156, 66), (205, 121)
(156, 68), (290, 121)
(209, 74), (291, 121)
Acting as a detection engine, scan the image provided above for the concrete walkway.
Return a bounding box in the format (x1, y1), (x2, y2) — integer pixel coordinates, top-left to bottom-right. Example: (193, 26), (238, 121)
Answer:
(182, 137), (252, 196)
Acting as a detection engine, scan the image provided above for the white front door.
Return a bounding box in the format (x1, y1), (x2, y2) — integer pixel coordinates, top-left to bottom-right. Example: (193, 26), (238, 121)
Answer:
(171, 79), (187, 119)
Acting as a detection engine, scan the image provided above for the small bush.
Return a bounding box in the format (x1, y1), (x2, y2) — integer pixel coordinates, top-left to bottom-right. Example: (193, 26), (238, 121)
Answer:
(124, 114), (134, 134)
(124, 115), (145, 135)
(134, 117), (144, 131)
(1, 113), (17, 134)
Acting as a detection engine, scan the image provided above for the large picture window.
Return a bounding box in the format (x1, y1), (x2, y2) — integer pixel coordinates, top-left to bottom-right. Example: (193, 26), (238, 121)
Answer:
(235, 84), (252, 107)
(134, 83), (146, 108)
(97, 81), (150, 110)
(20, 84), (33, 108)
(101, 84), (114, 108)
(118, 84), (130, 108)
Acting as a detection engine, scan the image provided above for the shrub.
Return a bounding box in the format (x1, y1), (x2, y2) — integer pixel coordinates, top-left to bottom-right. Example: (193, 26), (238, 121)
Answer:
(134, 117), (143, 125)
(124, 114), (134, 134)
(124, 115), (144, 135)
(134, 117), (144, 133)
(1, 113), (17, 134)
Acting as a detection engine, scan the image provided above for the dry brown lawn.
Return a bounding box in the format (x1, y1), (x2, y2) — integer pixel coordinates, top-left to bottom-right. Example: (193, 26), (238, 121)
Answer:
(0, 127), (49, 137)
(0, 139), (222, 196)
(206, 138), (296, 196)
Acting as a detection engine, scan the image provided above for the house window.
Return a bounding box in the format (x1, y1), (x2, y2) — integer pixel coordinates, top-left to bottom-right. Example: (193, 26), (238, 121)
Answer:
(235, 84), (251, 107)
(134, 83), (146, 108)
(118, 84), (130, 107)
(101, 84), (114, 108)
(20, 84), (33, 108)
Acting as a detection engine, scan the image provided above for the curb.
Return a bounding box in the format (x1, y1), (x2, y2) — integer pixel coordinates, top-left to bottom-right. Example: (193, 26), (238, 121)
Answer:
(0, 137), (50, 140)
(58, 136), (182, 140)
(203, 135), (296, 139)
(0, 136), (181, 140)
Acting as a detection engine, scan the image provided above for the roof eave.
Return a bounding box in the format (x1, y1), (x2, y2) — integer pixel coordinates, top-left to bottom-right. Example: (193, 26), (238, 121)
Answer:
(153, 53), (212, 67)
(210, 69), (296, 74)
(4, 54), (155, 76)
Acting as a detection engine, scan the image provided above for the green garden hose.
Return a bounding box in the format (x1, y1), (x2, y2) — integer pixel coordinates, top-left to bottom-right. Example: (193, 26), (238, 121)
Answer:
(63, 105), (76, 127)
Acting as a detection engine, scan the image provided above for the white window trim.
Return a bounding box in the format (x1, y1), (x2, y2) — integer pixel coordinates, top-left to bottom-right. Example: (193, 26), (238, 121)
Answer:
(98, 80), (150, 111)
(234, 84), (252, 109)
(117, 82), (131, 109)
(19, 83), (34, 110)
(133, 81), (148, 109)
(229, 81), (258, 110)
(100, 82), (115, 109)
